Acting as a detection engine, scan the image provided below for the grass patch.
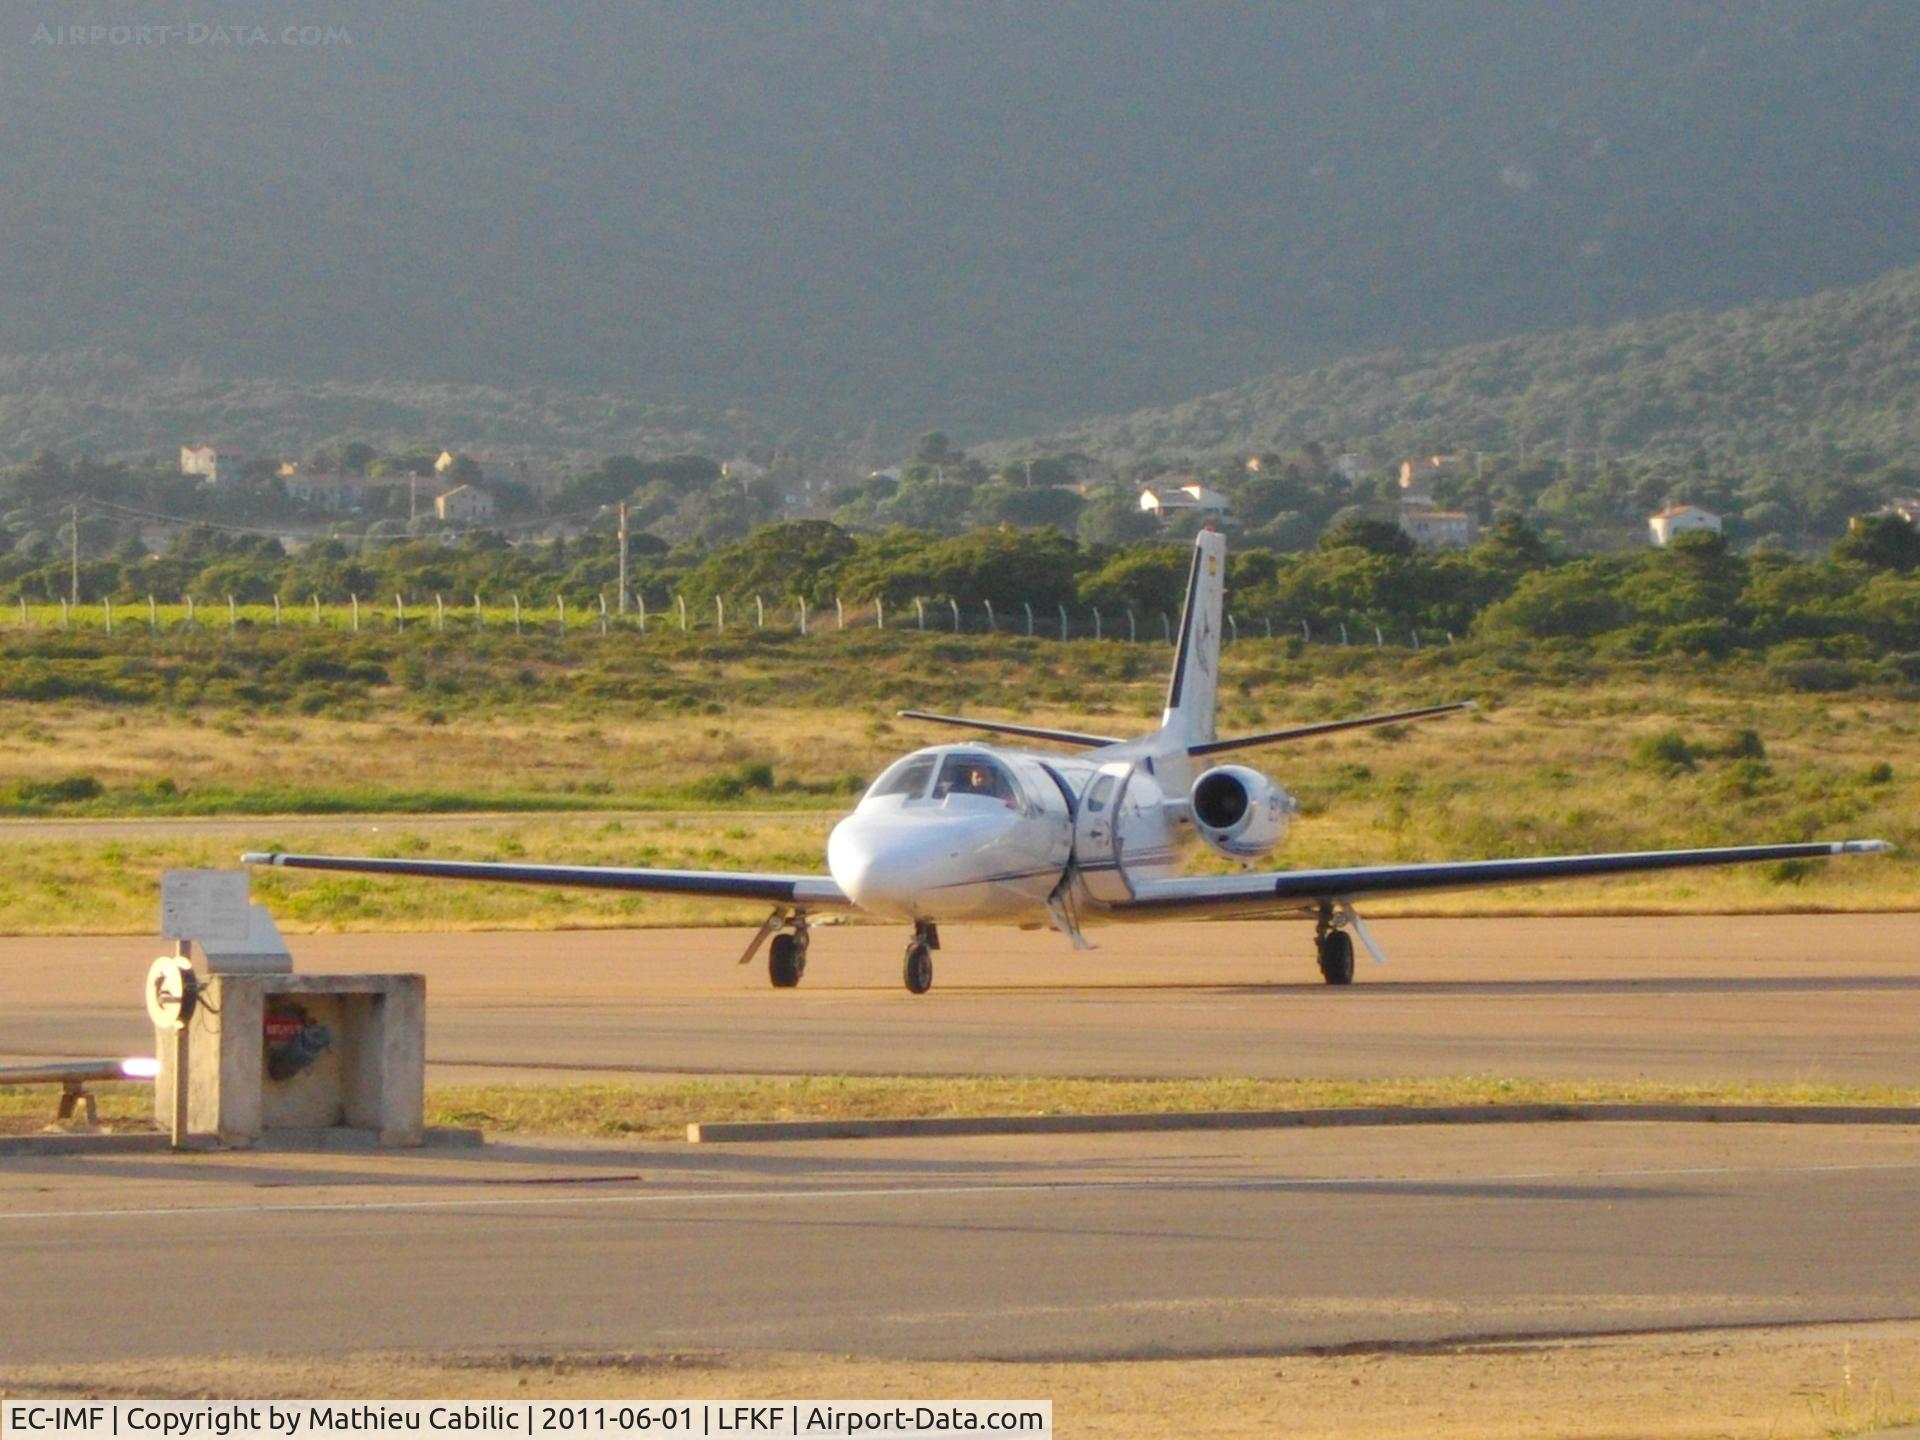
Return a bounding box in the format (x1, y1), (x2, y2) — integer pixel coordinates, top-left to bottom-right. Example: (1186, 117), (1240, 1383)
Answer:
(12, 1074), (1919, 1142)
(422, 1074), (1920, 1142)
(0, 1081), (154, 1134)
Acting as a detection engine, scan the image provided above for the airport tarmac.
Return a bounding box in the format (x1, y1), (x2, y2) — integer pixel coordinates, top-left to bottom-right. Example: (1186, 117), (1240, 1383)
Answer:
(6, 915), (1920, 1431)
(4, 1122), (1920, 1366)
(3, 914), (1918, 1083)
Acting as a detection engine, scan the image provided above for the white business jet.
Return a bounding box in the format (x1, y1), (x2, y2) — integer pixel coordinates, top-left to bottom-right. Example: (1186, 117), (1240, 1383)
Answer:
(245, 530), (1889, 993)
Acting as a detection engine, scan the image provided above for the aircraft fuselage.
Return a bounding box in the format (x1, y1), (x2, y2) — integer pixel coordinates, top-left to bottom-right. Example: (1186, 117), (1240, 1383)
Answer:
(825, 742), (1195, 925)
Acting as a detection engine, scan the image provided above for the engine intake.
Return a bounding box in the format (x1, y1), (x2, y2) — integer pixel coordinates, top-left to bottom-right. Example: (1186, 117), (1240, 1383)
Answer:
(1190, 765), (1292, 860)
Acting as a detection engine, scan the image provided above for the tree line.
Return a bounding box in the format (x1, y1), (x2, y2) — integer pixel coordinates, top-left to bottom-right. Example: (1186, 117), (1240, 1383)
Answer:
(3, 515), (1917, 684)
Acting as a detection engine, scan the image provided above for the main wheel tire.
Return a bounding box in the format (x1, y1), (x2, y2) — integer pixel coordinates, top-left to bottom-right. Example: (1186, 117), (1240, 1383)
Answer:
(904, 942), (934, 995)
(1317, 930), (1355, 986)
(769, 933), (802, 988)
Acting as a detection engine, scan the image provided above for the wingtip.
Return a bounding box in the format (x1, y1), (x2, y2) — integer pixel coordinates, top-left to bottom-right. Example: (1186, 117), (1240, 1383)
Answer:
(240, 851), (278, 866)
(1837, 839), (1894, 855)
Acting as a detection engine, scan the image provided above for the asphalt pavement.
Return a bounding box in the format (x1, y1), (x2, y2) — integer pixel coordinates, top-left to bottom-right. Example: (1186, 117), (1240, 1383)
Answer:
(3, 1124), (1919, 1364)
(4, 915), (1918, 1084)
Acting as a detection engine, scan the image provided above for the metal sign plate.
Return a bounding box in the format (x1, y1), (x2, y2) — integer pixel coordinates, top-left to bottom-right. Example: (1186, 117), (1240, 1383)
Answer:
(159, 868), (251, 944)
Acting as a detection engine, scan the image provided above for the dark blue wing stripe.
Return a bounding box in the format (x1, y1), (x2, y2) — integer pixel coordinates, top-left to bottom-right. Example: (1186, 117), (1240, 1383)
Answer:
(1267, 843), (1846, 900)
(1122, 842), (1876, 912)
(244, 853), (840, 904)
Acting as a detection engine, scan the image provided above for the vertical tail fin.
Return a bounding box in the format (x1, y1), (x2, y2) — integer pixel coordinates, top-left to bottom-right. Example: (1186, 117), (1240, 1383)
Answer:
(1161, 529), (1226, 746)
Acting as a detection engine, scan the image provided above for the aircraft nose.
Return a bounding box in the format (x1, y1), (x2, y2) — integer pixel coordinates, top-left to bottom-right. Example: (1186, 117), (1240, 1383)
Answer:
(828, 814), (957, 919)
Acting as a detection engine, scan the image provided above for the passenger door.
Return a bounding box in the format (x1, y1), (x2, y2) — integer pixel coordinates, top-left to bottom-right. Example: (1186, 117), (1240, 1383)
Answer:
(1072, 762), (1136, 904)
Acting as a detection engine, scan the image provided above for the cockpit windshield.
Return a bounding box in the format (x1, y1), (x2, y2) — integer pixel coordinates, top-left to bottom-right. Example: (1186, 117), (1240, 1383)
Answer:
(933, 753), (1020, 807)
(866, 754), (938, 802)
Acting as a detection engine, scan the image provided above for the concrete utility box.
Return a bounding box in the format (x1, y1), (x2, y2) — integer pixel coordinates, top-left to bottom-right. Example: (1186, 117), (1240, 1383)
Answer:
(154, 973), (425, 1147)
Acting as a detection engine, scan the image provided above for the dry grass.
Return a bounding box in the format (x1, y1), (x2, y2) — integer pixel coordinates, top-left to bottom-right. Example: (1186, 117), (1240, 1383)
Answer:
(425, 1074), (1920, 1142)
(10, 1074), (1920, 1142)
(0, 650), (1912, 931)
(0, 1080), (153, 1134)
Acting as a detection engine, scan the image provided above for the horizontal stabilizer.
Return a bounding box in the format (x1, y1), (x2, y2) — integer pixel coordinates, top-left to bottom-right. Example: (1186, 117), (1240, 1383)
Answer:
(1189, 701), (1474, 757)
(897, 710), (1123, 749)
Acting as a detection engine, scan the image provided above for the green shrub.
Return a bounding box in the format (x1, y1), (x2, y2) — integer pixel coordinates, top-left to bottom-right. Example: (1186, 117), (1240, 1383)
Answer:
(686, 761), (777, 803)
(10, 774), (104, 805)
(1768, 657), (1863, 693)
(1632, 730), (1698, 772)
(1712, 757), (1776, 799)
(1884, 653), (1920, 684)
(286, 653), (351, 682)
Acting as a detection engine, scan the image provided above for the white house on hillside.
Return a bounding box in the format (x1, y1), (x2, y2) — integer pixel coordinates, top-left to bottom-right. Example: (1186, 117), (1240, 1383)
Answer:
(435, 484), (497, 523)
(1139, 483), (1229, 520)
(1648, 504), (1722, 546)
(181, 444), (244, 484)
(1397, 509), (1477, 549)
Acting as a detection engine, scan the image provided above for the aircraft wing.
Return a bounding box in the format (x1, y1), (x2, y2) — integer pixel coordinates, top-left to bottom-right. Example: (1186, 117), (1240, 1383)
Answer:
(241, 852), (853, 908)
(1117, 839), (1890, 917)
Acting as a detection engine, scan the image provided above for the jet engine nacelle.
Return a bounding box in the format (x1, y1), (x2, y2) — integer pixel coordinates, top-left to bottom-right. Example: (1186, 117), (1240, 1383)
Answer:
(1189, 765), (1292, 861)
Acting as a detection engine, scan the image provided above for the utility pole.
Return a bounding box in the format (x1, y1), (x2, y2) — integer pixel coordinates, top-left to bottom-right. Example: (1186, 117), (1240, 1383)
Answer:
(1024, 459), (1033, 489)
(69, 504), (79, 605)
(617, 502), (629, 613)
(409, 474), (418, 523)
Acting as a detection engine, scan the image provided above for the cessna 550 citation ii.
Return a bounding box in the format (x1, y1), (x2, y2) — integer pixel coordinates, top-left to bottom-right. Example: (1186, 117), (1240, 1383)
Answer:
(244, 530), (1889, 993)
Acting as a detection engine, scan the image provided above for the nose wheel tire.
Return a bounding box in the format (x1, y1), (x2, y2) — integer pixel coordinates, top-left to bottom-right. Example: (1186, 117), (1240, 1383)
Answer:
(1316, 929), (1355, 986)
(769, 932), (808, 988)
(903, 941), (934, 995)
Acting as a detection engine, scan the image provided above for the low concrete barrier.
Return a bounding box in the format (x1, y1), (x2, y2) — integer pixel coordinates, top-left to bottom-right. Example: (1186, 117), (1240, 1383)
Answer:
(687, 1103), (1920, 1144)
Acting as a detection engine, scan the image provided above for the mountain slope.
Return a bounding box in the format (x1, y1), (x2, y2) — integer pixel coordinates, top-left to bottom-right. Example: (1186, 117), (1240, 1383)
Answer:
(0, 354), (773, 466)
(2, 2), (1919, 435)
(998, 263), (1920, 466)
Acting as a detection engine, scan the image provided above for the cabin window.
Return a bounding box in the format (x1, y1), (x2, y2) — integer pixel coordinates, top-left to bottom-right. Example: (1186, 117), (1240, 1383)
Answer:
(867, 755), (937, 801)
(1084, 775), (1115, 814)
(933, 753), (1020, 807)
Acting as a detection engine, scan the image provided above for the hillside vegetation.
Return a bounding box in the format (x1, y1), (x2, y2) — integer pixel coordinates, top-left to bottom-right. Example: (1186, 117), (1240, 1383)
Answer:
(1011, 263), (1920, 468)
(3, 2), (1919, 435)
(0, 354), (770, 468)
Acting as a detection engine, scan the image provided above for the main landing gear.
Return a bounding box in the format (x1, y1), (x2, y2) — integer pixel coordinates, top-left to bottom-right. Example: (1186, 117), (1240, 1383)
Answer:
(1314, 905), (1355, 986)
(903, 921), (939, 995)
(768, 919), (810, 988)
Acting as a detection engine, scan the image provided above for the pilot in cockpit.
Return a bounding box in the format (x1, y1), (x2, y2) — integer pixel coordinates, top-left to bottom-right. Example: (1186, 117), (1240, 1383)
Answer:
(936, 756), (1018, 808)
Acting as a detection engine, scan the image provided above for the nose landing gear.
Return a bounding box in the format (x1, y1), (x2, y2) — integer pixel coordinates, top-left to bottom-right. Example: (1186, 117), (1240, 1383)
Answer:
(903, 921), (939, 995)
